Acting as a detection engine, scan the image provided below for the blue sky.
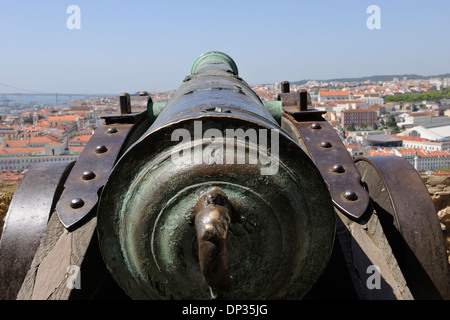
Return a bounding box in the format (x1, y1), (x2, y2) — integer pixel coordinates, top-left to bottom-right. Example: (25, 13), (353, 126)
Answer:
(0, 0), (449, 94)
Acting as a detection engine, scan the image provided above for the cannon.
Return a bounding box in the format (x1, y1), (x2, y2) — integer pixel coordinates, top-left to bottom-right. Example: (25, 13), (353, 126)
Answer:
(0, 52), (449, 300)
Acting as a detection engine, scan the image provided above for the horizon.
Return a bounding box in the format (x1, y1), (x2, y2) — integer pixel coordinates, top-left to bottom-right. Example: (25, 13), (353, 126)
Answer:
(1, 71), (450, 97)
(1, 1), (449, 94)
(2, 71), (449, 96)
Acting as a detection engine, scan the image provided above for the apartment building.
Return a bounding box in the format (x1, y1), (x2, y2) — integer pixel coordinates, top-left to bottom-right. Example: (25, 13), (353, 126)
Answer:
(341, 108), (377, 129)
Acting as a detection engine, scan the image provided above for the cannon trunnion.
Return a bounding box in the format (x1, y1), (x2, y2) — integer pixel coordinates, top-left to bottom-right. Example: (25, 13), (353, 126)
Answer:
(0, 52), (448, 300)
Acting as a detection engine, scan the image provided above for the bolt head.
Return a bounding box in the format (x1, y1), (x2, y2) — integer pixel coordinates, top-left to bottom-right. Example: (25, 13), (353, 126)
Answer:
(82, 170), (96, 180)
(332, 165), (345, 173)
(310, 123), (322, 130)
(70, 198), (85, 209)
(343, 191), (358, 201)
(95, 145), (108, 154)
(320, 141), (332, 148)
(107, 127), (118, 134)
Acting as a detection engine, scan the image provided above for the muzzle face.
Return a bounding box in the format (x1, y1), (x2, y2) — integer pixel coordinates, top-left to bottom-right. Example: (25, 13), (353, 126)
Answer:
(97, 117), (336, 299)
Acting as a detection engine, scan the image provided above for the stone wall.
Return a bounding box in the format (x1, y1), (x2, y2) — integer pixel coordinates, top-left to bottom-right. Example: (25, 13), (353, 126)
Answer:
(0, 181), (19, 236)
(421, 174), (450, 264)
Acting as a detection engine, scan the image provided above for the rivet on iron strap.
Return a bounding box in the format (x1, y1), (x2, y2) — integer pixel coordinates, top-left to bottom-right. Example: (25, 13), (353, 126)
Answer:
(56, 122), (135, 229)
(291, 117), (370, 219)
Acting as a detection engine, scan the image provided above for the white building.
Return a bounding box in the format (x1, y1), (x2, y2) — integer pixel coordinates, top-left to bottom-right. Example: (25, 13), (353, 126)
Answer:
(393, 148), (450, 171)
(397, 112), (450, 129)
(315, 100), (367, 118)
(361, 96), (384, 107)
(393, 135), (450, 151)
(398, 123), (450, 142)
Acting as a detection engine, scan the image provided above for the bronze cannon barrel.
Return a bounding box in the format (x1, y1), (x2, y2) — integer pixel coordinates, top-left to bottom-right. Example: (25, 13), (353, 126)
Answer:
(97, 51), (336, 299)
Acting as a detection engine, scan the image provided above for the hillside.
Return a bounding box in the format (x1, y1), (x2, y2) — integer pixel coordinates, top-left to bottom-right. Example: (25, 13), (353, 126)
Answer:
(290, 73), (450, 85)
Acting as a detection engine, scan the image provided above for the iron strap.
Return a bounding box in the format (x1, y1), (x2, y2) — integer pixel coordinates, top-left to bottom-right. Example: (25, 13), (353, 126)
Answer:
(0, 161), (74, 299)
(355, 156), (450, 299)
(282, 113), (370, 219)
(56, 121), (137, 230)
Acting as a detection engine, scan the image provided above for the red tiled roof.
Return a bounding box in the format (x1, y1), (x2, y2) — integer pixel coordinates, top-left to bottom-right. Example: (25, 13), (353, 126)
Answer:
(69, 135), (92, 143)
(346, 144), (363, 150)
(320, 91), (349, 96)
(342, 107), (376, 113)
(0, 147), (45, 155)
(4, 140), (28, 148)
(388, 135), (432, 143)
(407, 112), (433, 117)
(68, 147), (84, 153)
(29, 136), (60, 144)
(368, 149), (393, 156)
(330, 100), (365, 104)
(47, 115), (79, 122)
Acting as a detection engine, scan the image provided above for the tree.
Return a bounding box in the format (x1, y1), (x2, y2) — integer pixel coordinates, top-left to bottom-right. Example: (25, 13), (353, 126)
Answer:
(384, 88), (450, 103)
(361, 123), (367, 129)
(373, 123), (378, 130)
(346, 123), (356, 131)
(386, 115), (397, 127)
(392, 125), (401, 134)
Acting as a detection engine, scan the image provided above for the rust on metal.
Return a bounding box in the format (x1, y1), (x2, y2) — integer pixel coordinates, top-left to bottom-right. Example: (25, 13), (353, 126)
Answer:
(281, 112), (370, 219)
(56, 122), (137, 229)
(278, 88), (311, 112)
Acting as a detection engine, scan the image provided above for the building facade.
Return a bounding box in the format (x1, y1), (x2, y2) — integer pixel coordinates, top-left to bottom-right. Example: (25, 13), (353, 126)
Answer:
(341, 108), (377, 129)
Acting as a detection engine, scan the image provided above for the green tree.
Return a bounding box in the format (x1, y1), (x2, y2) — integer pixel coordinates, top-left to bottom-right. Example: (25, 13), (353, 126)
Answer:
(386, 115), (397, 127)
(346, 123), (356, 131)
(384, 88), (450, 103)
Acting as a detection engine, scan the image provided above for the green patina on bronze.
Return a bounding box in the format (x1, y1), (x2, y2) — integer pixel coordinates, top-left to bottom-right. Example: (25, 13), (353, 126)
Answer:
(191, 51), (239, 75)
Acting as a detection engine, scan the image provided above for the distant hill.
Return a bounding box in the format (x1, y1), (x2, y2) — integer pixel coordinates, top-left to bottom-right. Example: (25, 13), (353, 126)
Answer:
(290, 73), (450, 85)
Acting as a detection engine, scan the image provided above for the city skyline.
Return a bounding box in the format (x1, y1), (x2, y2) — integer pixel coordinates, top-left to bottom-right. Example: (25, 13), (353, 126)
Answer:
(0, 1), (449, 94)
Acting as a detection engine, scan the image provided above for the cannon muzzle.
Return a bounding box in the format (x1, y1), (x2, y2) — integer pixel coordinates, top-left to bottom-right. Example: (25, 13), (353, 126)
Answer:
(96, 51), (336, 299)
